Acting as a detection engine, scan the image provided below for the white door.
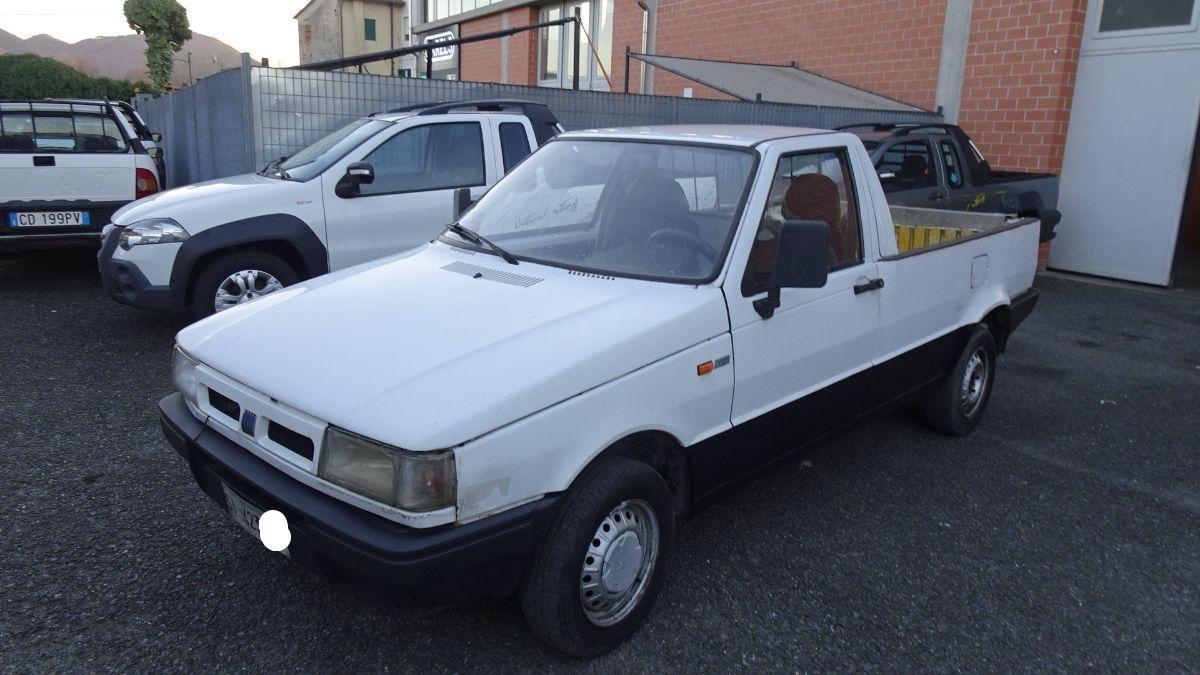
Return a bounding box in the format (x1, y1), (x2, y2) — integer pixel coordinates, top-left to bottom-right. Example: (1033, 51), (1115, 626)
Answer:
(322, 119), (496, 270)
(726, 143), (881, 448)
(1050, 0), (1200, 286)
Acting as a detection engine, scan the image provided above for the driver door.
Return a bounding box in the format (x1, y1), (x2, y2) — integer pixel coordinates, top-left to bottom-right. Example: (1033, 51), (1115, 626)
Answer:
(721, 140), (882, 480)
(322, 119), (497, 270)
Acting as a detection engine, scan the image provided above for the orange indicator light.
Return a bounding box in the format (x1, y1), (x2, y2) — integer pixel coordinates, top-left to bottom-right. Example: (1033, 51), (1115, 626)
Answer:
(696, 361), (714, 376)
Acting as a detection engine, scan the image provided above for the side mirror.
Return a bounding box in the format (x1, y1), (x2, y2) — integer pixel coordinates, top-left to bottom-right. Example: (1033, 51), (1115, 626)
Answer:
(150, 132), (162, 143)
(336, 161), (374, 198)
(453, 186), (474, 220)
(753, 219), (830, 319)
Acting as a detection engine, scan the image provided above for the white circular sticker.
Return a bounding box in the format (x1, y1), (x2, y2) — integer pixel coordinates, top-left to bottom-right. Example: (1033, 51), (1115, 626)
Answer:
(259, 509), (291, 552)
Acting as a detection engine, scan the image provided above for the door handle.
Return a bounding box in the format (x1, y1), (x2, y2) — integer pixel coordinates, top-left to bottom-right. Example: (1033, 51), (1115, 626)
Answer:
(854, 277), (885, 295)
(929, 191), (945, 202)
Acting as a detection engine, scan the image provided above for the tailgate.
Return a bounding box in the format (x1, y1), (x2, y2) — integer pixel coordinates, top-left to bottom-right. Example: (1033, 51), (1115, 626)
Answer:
(0, 153), (136, 203)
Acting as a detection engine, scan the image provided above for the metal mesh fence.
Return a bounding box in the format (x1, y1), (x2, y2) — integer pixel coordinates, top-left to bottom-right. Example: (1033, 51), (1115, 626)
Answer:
(140, 64), (940, 185)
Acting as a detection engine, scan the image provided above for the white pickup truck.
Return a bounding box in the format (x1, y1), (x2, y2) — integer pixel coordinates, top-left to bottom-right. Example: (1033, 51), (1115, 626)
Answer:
(99, 100), (562, 319)
(159, 125), (1042, 657)
(0, 100), (160, 254)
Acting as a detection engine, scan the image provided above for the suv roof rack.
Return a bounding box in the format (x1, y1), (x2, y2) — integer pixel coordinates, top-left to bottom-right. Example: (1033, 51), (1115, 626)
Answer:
(835, 121), (956, 136)
(413, 99), (551, 117)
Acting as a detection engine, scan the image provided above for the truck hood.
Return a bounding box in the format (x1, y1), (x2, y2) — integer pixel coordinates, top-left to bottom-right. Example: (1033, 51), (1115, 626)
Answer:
(113, 173), (312, 232)
(177, 244), (729, 450)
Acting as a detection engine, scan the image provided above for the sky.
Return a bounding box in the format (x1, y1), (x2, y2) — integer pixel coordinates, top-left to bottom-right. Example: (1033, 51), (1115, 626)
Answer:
(0, 0), (309, 66)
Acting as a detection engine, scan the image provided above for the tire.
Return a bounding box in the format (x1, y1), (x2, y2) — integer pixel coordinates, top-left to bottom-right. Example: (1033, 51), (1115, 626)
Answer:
(190, 250), (299, 321)
(924, 324), (997, 436)
(520, 457), (675, 658)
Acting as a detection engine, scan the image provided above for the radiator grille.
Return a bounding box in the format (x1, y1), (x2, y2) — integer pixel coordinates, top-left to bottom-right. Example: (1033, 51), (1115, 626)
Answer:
(207, 388), (240, 421)
(268, 421), (315, 460)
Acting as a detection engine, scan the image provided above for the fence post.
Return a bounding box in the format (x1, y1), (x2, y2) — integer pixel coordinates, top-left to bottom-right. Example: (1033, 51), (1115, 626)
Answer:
(426, 46), (433, 79)
(240, 52), (256, 176)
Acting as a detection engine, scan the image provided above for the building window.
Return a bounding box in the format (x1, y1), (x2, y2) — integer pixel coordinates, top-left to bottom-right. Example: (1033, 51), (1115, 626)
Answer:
(364, 18), (377, 41)
(538, 0), (612, 90)
(1099, 0), (1196, 32)
(426, 0), (504, 22)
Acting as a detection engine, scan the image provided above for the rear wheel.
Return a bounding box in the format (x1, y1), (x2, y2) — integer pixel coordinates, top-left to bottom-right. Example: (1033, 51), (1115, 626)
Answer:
(191, 250), (299, 321)
(520, 457), (675, 657)
(924, 324), (997, 436)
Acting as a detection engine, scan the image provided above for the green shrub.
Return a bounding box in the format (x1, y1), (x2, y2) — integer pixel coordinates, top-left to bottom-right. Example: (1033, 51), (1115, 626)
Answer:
(0, 53), (161, 100)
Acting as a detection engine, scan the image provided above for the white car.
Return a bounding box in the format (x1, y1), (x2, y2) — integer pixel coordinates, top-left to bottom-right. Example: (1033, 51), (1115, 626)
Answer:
(0, 100), (161, 254)
(99, 100), (562, 319)
(159, 125), (1045, 656)
(49, 98), (166, 183)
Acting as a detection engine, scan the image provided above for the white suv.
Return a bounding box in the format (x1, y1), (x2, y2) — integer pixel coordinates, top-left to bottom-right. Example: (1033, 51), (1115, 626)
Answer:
(99, 100), (561, 319)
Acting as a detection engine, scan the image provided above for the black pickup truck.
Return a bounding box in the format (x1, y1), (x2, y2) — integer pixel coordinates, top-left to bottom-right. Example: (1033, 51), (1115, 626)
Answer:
(839, 122), (1061, 240)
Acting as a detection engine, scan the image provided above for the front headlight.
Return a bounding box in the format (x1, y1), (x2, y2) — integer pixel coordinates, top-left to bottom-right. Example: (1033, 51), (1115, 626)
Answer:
(172, 345), (200, 408)
(318, 426), (456, 512)
(119, 218), (189, 250)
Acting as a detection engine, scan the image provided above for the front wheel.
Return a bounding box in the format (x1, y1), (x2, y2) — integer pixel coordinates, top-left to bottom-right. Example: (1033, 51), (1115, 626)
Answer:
(924, 324), (997, 436)
(520, 457), (675, 657)
(190, 250), (299, 321)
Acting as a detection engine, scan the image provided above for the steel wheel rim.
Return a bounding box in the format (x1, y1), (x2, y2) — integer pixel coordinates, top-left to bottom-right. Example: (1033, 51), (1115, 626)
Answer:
(579, 498), (659, 627)
(214, 269), (284, 312)
(960, 347), (990, 417)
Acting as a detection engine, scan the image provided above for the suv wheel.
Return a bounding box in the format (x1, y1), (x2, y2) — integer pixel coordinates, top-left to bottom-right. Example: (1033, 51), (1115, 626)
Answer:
(520, 457), (675, 657)
(191, 250), (299, 321)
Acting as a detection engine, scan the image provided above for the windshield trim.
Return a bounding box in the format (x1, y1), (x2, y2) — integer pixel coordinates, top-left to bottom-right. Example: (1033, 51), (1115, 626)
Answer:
(441, 137), (762, 286)
(262, 117), (395, 183)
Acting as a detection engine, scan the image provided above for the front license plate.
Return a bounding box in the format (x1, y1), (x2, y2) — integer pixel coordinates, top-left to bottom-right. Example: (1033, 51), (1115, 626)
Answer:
(8, 210), (90, 227)
(221, 483), (289, 557)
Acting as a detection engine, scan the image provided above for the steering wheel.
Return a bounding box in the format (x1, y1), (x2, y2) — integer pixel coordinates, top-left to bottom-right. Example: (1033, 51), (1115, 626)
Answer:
(647, 228), (719, 263)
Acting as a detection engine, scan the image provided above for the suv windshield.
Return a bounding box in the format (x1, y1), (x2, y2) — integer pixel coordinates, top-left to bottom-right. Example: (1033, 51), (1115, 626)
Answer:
(265, 118), (390, 181)
(452, 139), (755, 282)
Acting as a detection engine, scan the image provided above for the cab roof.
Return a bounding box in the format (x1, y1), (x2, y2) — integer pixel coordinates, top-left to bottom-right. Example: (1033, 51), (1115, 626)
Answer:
(557, 124), (834, 147)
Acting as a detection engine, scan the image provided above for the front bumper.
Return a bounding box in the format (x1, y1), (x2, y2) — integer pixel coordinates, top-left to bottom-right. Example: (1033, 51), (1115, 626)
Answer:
(97, 227), (177, 312)
(159, 393), (560, 603)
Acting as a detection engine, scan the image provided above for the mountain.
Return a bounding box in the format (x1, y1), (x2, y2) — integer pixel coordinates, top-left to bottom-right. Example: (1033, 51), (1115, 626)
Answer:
(0, 28), (249, 86)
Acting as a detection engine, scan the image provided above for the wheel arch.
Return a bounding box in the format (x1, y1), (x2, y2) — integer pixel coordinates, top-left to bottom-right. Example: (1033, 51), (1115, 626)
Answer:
(577, 430), (691, 519)
(169, 214), (328, 307)
(981, 302), (1014, 353)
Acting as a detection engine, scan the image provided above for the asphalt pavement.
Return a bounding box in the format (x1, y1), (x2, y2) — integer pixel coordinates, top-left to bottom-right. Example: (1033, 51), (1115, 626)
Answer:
(2, 248), (1198, 671)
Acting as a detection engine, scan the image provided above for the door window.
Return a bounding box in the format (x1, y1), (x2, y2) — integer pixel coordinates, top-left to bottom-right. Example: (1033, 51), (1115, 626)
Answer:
(498, 122), (532, 173)
(876, 141), (935, 193)
(939, 140), (964, 188)
(360, 122), (485, 195)
(743, 150), (862, 296)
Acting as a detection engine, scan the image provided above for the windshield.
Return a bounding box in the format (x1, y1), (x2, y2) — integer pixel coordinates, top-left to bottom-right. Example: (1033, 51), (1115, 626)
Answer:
(452, 140), (755, 282)
(266, 118), (390, 181)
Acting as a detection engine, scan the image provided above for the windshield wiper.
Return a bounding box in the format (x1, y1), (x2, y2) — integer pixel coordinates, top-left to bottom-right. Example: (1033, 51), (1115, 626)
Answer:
(260, 155), (292, 180)
(444, 222), (519, 265)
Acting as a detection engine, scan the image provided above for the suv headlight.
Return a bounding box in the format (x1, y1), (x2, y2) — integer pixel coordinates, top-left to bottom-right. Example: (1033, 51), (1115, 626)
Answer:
(119, 218), (189, 250)
(173, 345), (200, 408)
(318, 427), (456, 512)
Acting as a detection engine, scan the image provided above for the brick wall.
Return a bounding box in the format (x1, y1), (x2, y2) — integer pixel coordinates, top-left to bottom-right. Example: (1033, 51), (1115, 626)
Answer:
(460, 6), (541, 84)
(612, 0), (947, 109)
(956, 0), (1085, 172)
(459, 0), (1085, 173)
